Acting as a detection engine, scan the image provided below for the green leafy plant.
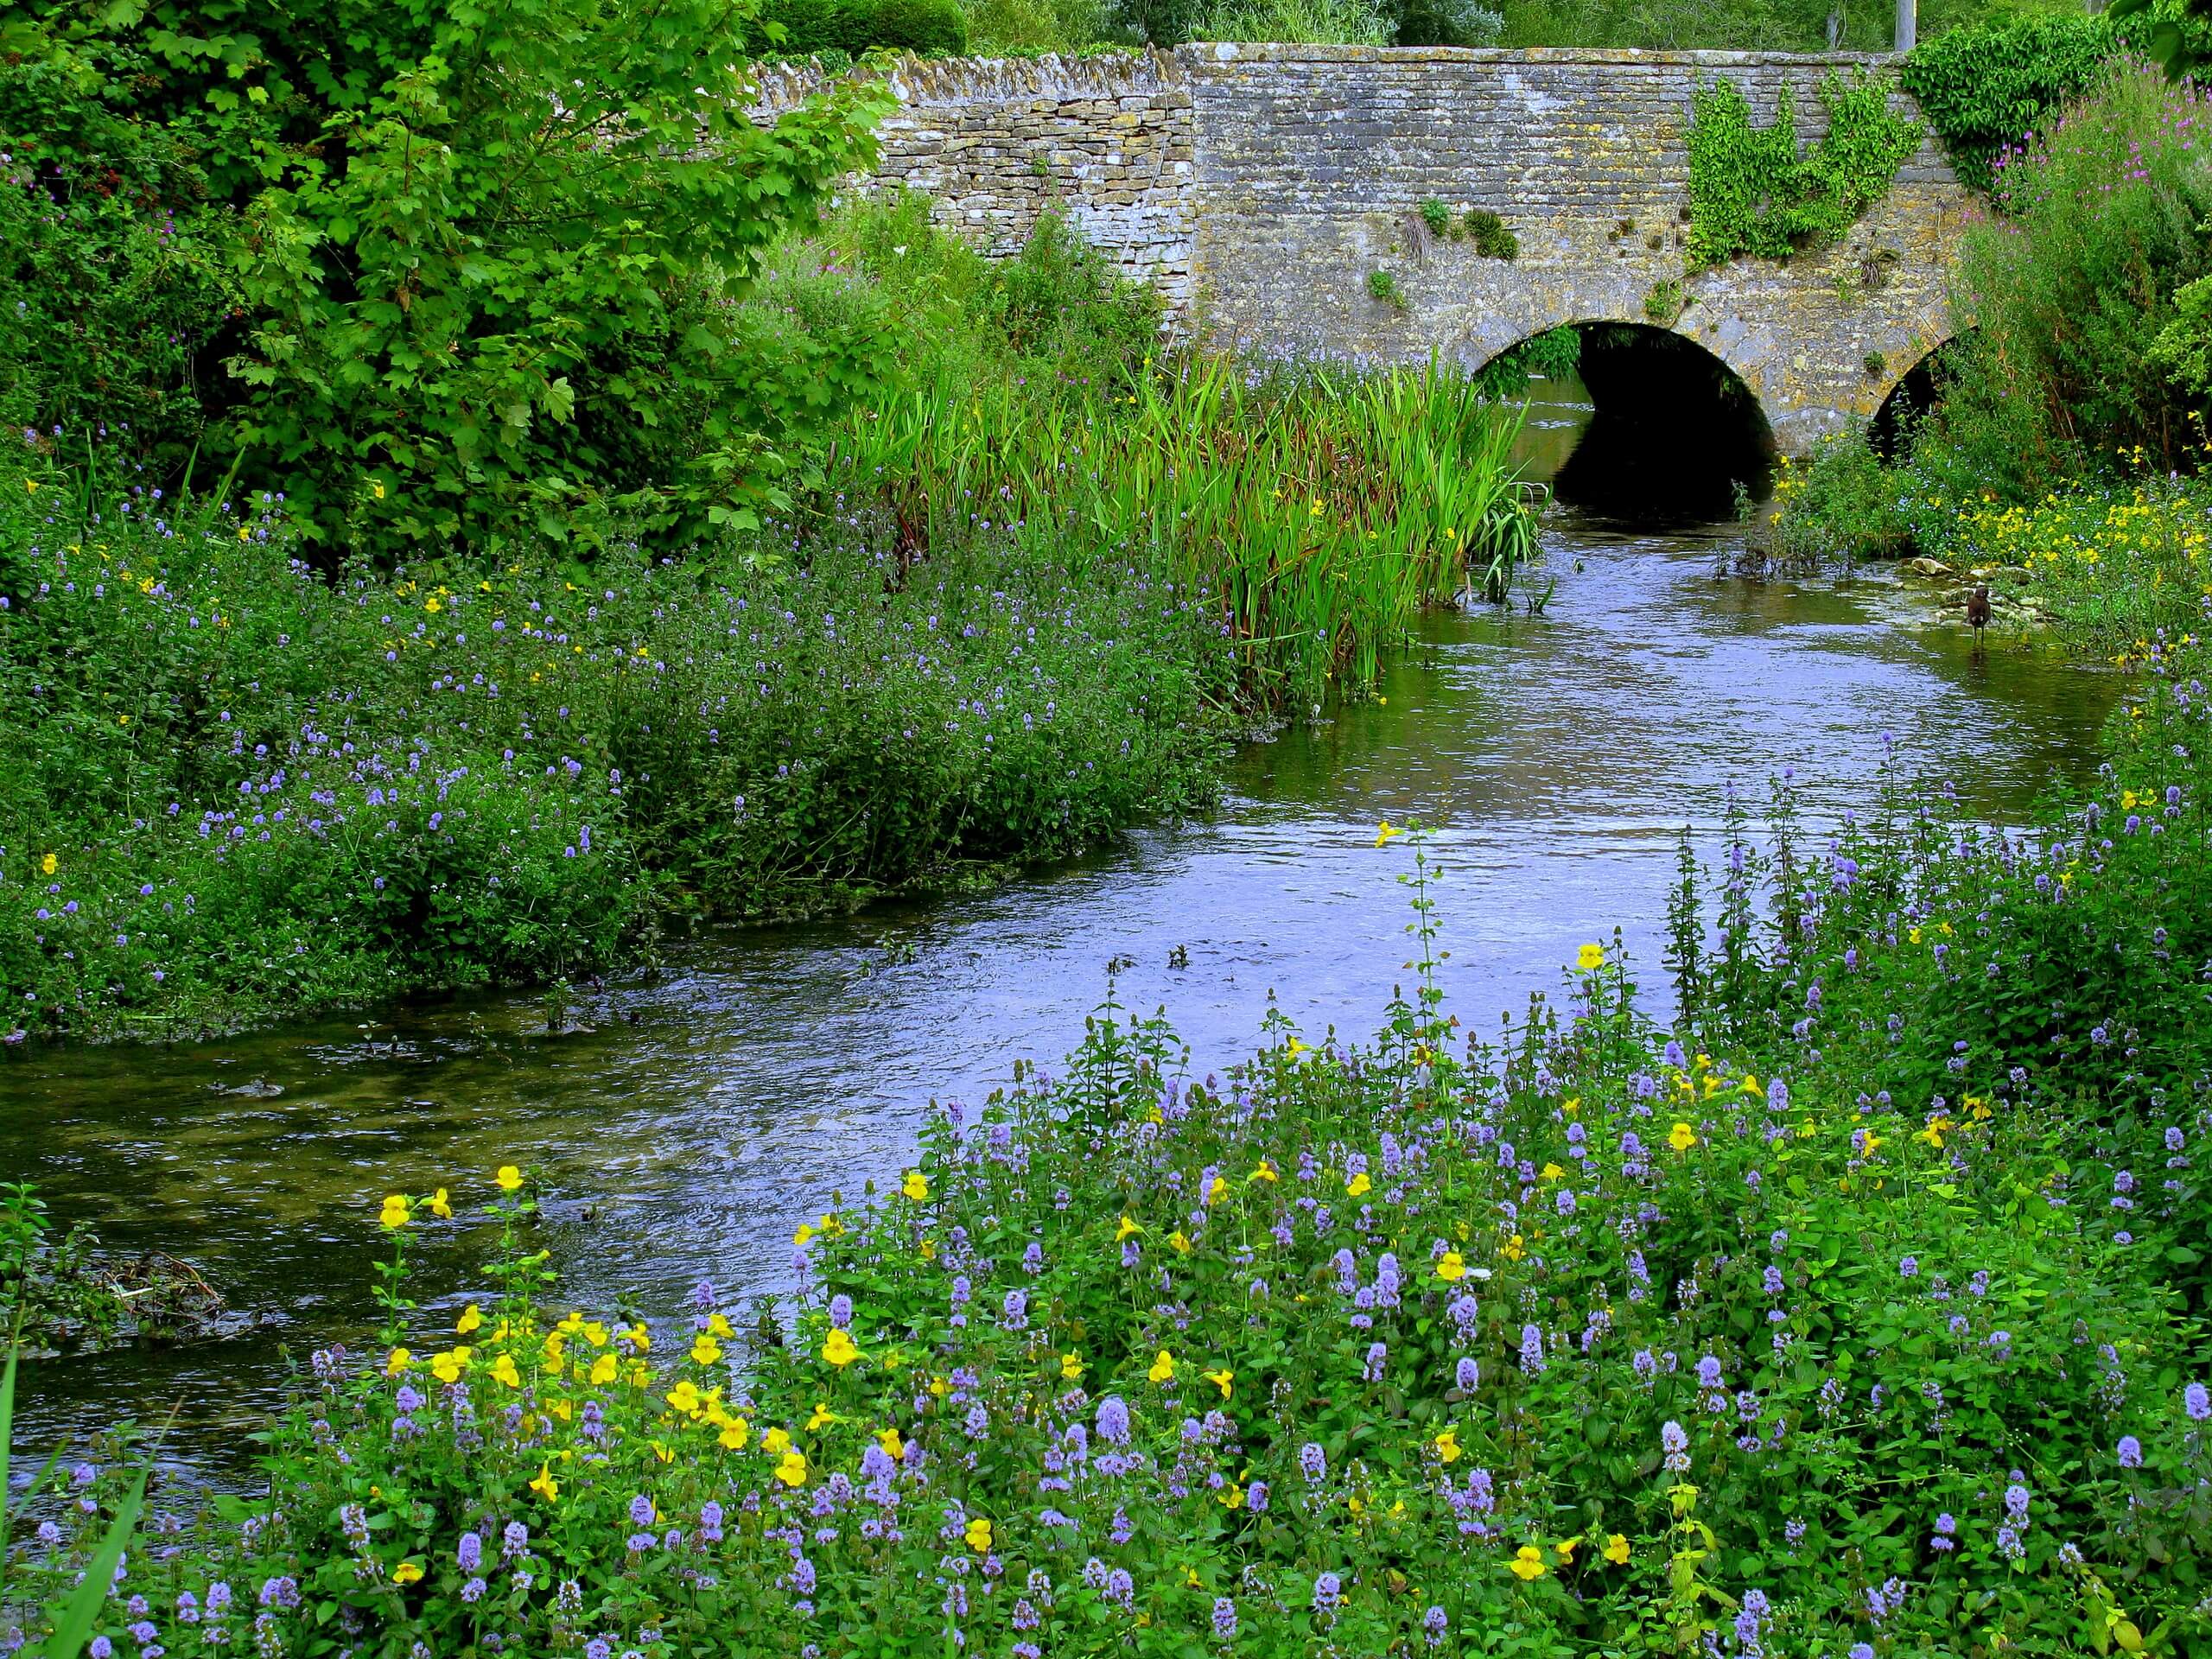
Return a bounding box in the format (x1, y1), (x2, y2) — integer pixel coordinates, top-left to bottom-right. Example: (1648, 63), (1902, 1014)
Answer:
(1464, 208), (1520, 260)
(1419, 197), (1453, 236)
(1644, 277), (1687, 323)
(1368, 268), (1407, 308)
(1685, 69), (1920, 268)
(1900, 14), (2117, 192)
(751, 0), (972, 56)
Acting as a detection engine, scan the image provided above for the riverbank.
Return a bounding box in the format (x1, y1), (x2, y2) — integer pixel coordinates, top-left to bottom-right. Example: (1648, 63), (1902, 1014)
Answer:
(10, 707), (2206, 1649)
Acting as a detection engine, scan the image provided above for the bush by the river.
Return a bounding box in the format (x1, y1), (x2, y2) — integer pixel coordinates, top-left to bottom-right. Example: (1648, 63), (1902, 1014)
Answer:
(8, 740), (2210, 1653)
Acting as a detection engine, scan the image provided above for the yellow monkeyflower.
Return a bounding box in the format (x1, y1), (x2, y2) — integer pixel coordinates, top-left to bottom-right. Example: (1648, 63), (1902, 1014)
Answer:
(430, 1347), (471, 1384)
(427, 1188), (452, 1218)
(1603, 1534), (1630, 1565)
(372, 480), (388, 501)
(393, 1560), (424, 1585)
(877, 1426), (905, 1459)
(1576, 943), (1605, 971)
(773, 1449), (808, 1487)
(1434, 1427), (1462, 1464)
(1203, 1368), (1234, 1400)
(763, 1427), (792, 1456)
(1375, 821), (1402, 847)
(1148, 1349), (1177, 1383)
(666, 1380), (702, 1414)
(1540, 1162), (1564, 1182)
(456, 1304), (484, 1336)
(529, 1462), (560, 1502)
(805, 1401), (842, 1431)
(1669, 1122), (1698, 1153)
(495, 1165), (524, 1192)
(489, 1353), (523, 1389)
(1346, 1171), (1372, 1198)
(378, 1193), (411, 1230)
(965, 1516), (994, 1553)
(1437, 1250), (1467, 1282)
(39, 853), (56, 876)
(588, 1353), (619, 1385)
(1555, 1535), (1581, 1564)
(794, 1222), (817, 1247)
(823, 1328), (861, 1368)
(385, 1347), (412, 1376)
(1061, 1351), (1084, 1382)
(691, 1333), (722, 1366)
(902, 1171), (930, 1201)
(1502, 1233), (1526, 1262)
(1249, 1160), (1278, 1184)
(718, 1419), (751, 1451)
(1169, 1230), (1192, 1254)
(1116, 1215), (1144, 1242)
(1510, 1545), (1548, 1581)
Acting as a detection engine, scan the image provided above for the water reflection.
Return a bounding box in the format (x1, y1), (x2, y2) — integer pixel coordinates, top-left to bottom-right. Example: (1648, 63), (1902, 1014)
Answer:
(3, 389), (2122, 1471)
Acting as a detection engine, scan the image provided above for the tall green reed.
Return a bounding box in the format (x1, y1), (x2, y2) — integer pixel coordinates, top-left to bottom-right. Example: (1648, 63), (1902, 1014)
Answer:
(823, 355), (1542, 709)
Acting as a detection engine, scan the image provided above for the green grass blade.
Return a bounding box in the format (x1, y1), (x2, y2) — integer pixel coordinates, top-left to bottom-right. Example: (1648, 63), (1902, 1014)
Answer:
(42, 1465), (146, 1659)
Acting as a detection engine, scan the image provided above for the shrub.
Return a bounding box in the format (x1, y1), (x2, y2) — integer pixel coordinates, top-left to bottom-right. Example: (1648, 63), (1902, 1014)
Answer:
(1465, 209), (1520, 259)
(1901, 14), (2118, 192)
(0, 2), (892, 562)
(758, 0), (973, 54)
(1767, 426), (1915, 561)
(1926, 64), (2212, 494)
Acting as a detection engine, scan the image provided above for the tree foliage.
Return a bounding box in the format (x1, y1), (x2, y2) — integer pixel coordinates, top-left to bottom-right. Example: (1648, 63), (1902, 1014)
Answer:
(0, 1), (893, 558)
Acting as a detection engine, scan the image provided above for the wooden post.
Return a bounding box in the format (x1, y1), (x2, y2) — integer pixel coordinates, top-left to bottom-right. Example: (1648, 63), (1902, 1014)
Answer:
(1894, 0), (1916, 52)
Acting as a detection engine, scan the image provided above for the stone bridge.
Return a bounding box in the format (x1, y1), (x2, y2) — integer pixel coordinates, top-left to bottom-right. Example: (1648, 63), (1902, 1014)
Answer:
(753, 45), (1974, 452)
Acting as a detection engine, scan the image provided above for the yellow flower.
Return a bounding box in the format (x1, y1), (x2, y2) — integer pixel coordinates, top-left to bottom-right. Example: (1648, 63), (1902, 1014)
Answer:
(1116, 1215), (1144, 1242)
(1148, 1348), (1176, 1383)
(794, 1222), (817, 1247)
(877, 1426), (905, 1459)
(1061, 1351), (1084, 1382)
(588, 1353), (618, 1385)
(456, 1304), (483, 1336)
(490, 1353), (522, 1389)
(666, 1380), (702, 1414)
(529, 1462), (559, 1502)
(372, 480), (388, 501)
(1346, 1171), (1372, 1198)
(393, 1560), (424, 1585)
(430, 1347), (471, 1384)
(1669, 1122), (1698, 1153)
(1169, 1230), (1192, 1254)
(691, 1333), (722, 1366)
(427, 1188), (452, 1218)
(763, 1427), (792, 1456)
(965, 1516), (994, 1553)
(495, 1165), (524, 1192)
(806, 1401), (842, 1431)
(1437, 1250), (1466, 1282)
(39, 853), (57, 876)
(378, 1193), (411, 1230)
(1206, 1175), (1229, 1205)
(1203, 1368), (1234, 1400)
(1502, 1233), (1526, 1262)
(1555, 1535), (1581, 1563)
(385, 1347), (412, 1376)
(718, 1419), (751, 1450)
(823, 1328), (861, 1368)
(1249, 1160), (1278, 1184)
(1375, 821), (1402, 847)
(1603, 1533), (1630, 1565)
(1510, 1545), (1548, 1581)
(1576, 943), (1605, 971)
(1434, 1427), (1462, 1464)
(1540, 1162), (1564, 1182)
(1219, 1483), (1244, 1509)
(902, 1171), (929, 1201)
(773, 1449), (808, 1487)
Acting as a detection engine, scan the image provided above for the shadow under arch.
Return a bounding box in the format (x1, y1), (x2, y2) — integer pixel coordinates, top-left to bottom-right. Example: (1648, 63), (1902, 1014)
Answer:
(1871, 332), (1974, 463)
(1478, 321), (1777, 530)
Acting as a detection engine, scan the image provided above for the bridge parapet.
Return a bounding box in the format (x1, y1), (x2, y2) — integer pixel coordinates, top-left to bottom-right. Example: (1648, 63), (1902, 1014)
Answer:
(753, 45), (1974, 450)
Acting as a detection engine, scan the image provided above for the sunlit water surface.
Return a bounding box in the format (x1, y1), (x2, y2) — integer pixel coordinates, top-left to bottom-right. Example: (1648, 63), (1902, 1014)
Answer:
(2, 377), (2122, 1470)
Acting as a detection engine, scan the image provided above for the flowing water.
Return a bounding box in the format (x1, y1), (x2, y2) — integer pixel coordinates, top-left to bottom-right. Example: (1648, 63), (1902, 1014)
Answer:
(2, 373), (2124, 1469)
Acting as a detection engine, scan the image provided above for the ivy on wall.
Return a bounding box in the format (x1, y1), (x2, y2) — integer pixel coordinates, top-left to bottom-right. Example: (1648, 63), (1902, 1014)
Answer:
(1685, 70), (1921, 269)
(1899, 14), (2116, 193)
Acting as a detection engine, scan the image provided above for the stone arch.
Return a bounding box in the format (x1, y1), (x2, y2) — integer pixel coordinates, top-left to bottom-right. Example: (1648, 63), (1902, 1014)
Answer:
(1869, 331), (1971, 460)
(1473, 319), (1779, 523)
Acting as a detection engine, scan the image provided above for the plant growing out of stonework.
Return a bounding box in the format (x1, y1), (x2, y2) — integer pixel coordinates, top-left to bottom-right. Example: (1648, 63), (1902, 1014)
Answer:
(1419, 197), (1453, 236)
(1685, 69), (1920, 268)
(1464, 208), (1519, 259)
(1644, 277), (1687, 324)
(1368, 268), (1408, 308)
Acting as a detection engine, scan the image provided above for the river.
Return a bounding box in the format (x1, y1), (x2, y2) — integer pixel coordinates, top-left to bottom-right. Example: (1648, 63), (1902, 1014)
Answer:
(2, 372), (2122, 1467)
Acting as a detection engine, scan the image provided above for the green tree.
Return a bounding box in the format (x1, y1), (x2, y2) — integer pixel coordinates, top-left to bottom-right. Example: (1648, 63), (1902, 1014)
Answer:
(1, 2), (893, 557)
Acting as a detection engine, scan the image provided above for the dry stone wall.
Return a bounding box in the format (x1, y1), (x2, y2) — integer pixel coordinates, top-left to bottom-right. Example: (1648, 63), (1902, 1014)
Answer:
(752, 45), (1974, 449)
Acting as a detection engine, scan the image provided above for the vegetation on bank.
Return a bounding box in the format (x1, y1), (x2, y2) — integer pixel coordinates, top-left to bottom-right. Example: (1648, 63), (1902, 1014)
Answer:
(1770, 60), (2212, 649)
(8, 642), (2211, 1651)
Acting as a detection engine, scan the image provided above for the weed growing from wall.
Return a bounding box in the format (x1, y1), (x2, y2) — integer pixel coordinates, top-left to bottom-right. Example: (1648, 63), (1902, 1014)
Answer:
(1685, 69), (1920, 268)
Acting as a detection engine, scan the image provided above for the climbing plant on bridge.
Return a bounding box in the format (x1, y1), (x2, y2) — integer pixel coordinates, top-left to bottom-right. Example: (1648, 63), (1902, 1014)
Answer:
(1685, 69), (1919, 269)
